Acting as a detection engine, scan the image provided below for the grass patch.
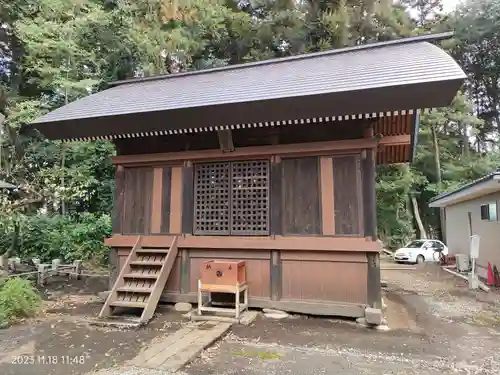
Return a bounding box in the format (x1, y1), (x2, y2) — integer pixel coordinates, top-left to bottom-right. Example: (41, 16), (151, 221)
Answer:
(0, 277), (42, 328)
(232, 350), (283, 360)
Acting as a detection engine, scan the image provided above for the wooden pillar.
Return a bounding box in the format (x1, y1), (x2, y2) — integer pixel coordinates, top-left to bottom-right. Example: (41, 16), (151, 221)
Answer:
(109, 248), (119, 289)
(151, 167), (163, 233)
(367, 252), (382, 309)
(320, 157), (335, 235)
(160, 167), (172, 233)
(364, 124), (381, 309)
(110, 165), (124, 289)
(270, 156), (282, 235)
(362, 149), (377, 240)
(111, 165), (125, 234)
(180, 249), (190, 294)
(270, 250), (282, 300)
(181, 162), (194, 234)
(169, 167), (183, 234)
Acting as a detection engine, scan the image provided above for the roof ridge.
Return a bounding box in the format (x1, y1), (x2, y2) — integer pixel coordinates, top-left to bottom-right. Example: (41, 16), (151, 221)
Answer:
(108, 31), (454, 88)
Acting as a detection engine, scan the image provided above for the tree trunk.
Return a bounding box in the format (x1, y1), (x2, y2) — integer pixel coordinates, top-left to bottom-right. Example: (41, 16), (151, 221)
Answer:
(461, 122), (469, 158)
(431, 125), (442, 187)
(411, 195), (427, 239)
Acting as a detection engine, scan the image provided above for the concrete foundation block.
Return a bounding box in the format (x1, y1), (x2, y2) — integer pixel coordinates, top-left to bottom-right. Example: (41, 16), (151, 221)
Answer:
(365, 307), (383, 325)
(174, 302), (193, 312)
(356, 317), (369, 327)
(375, 324), (391, 332)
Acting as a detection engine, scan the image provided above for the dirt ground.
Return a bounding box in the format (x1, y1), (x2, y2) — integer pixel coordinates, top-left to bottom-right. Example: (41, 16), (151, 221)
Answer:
(2, 262), (500, 375)
(186, 262), (500, 375)
(0, 275), (186, 375)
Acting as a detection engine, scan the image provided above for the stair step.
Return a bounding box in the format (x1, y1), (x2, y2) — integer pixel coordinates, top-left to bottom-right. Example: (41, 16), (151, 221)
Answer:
(130, 261), (164, 266)
(123, 273), (158, 279)
(136, 249), (170, 254)
(117, 287), (153, 294)
(110, 300), (147, 308)
(99, 235), (179, 325)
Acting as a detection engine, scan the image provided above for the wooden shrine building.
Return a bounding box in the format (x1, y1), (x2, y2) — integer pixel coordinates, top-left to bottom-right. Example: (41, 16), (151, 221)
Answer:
(33, 33), (465, 319)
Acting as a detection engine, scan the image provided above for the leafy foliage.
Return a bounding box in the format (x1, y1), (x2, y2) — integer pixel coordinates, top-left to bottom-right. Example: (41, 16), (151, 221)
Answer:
(0, 0), (499, 256)
(0, 277), (42, 328)
(0, 214), (111, 263)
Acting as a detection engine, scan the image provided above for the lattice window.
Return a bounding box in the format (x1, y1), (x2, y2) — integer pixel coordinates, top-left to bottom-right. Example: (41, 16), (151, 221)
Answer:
(193, 160), (270, 236)
(194, 163), (230, 235)
(231, 161), (269, 235)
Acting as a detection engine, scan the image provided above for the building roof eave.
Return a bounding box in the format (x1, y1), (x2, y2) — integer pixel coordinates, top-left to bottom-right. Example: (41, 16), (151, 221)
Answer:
(31, 34), (466, 142)
(429, 173), (500, 208)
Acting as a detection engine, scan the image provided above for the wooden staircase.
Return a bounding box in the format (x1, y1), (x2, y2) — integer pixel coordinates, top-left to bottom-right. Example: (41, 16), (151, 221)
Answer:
(98, 235), (179, 325)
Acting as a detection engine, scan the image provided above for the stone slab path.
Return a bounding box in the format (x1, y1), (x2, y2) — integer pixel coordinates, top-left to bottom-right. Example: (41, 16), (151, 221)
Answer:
(126, 321), (231, 372)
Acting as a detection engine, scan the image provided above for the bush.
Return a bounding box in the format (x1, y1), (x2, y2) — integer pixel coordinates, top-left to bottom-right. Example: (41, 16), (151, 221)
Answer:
(0, 213), (111, 264)
(0, 277), (42, 327)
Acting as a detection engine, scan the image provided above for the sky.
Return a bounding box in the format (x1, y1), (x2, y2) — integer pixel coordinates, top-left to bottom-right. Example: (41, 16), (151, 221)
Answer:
(442, 0), (462, 12)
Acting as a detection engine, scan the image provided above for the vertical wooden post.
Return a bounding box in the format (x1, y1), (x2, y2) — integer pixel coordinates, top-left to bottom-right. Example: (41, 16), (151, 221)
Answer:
(362, 149), (377, 240)
(37, 264), (47, 286)
(151, 168), (164, 233)
(73, 260), (82, 280)
(170, 167), (183, 234)
(270, 250), (282, 300)
(112, 165), (125, 234)
(181, 162), (195, 234)
(363, 125), (377, 240)
(367, 252), (382, 309)
(52, 259), (61, 276)
(270, 156), (282, 236)
(180, 249), (190, 294)
(108, 248), (118, 290)
(364, 124), (381, 309)
(320, 156), (335, 235)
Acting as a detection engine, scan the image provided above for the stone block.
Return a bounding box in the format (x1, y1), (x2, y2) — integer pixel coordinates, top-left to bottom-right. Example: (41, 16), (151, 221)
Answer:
(356, 317), (368, 327)
(174, 302), (193, 312)
(365, 307), (383, 325)
(239, 310), (258, 325)
(98, 291), (110, 301)
(263, 308), (287, 315)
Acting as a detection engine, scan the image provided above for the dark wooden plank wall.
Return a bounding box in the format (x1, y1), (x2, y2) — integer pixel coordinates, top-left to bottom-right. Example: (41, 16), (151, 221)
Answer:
(282, 157), (321, 235)
(122, 167), (154, 234)
(160, 167), (172, 233)
(332, 155), (362, 235)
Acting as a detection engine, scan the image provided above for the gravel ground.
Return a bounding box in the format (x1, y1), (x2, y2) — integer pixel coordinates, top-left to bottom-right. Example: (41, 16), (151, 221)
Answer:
(3, 264), (500, 375)
(0, 276), (185, 375)
(185, 263), (500, 375)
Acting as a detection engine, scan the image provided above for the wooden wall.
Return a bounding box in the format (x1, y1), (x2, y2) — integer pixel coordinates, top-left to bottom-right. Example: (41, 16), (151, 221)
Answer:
(332, 155), (363, 235)
(112, 166), (183, 235)
(115, 247), (369, 313)
(281, 157), (321, 235)
(112, 153), (367, 238)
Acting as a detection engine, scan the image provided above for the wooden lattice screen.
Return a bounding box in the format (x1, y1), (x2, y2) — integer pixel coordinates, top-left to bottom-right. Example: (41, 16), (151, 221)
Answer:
(194, 162), (231, 235)
(194, 160), (270, 235)
(231, 161), (270, 235)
